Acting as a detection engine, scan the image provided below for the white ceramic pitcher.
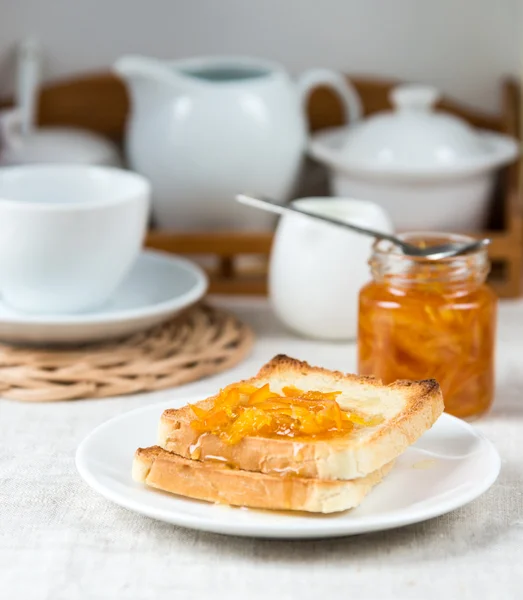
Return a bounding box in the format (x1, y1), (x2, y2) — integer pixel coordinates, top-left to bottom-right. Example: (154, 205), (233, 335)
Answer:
(114, 55), (362, 230)
(269, 198), (393, 340)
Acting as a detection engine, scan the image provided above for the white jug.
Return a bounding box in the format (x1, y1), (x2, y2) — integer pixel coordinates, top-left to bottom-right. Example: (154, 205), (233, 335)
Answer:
(269, 198), (393, 340)
(114, 55), (361, 230)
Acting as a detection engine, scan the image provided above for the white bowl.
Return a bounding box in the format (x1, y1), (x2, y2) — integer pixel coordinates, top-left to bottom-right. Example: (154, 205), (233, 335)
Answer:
(0, 165), (150, 314)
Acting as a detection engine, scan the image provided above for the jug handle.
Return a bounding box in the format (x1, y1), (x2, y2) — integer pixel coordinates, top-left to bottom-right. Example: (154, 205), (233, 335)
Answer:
(297, 69), (362, 124)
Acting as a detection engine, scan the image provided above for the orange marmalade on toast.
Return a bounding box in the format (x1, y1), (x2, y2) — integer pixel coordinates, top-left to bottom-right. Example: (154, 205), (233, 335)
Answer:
(189, 384), (383, 445)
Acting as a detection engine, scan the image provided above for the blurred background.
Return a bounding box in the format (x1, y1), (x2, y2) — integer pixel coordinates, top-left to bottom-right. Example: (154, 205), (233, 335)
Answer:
(0, 0), (521, 300)
(0, 0), (520, 112)
(0, 0), (520, 398)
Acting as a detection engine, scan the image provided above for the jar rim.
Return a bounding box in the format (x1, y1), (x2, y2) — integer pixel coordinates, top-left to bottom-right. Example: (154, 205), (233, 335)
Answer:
(369, 231), (490, 290)
(372, 231), (485, 261)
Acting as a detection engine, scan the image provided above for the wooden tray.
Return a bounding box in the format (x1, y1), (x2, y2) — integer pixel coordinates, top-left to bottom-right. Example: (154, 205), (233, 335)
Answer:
(1, 73), (521, 297)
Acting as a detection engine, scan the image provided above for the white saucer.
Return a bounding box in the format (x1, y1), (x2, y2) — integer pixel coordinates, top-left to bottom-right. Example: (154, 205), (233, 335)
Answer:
(0, 250), (208, 345)
(76, 397), (500, 540)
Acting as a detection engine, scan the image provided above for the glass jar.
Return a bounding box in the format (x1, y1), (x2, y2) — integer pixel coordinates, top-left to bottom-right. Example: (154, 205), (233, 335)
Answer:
(358, 233), (497, 420)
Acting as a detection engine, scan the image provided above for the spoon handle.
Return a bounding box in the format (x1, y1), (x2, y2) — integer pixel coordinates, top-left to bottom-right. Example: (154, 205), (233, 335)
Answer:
(236, 194), (288, 217)
(236, 194), (400, 245)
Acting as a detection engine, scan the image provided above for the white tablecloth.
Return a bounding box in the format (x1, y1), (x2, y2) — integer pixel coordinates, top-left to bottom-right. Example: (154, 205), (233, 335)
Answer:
(1, 297), (522, 600)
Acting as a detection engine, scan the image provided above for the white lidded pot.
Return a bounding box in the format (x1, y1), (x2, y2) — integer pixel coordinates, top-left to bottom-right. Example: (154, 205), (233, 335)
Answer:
(309, 85), (519, 231)
(269, 197), (393, 340)
(0, 39), (121, 168)
(0, 109), (122, 167)
(114, 55), (362, 231)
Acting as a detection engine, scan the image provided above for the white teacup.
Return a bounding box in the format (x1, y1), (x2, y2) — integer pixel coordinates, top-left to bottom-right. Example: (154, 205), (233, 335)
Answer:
(0, 165), (150, 314)
(269, 197), (393, 340)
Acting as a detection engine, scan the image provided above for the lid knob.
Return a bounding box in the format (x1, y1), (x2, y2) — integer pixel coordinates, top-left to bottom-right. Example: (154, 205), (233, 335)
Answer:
(390, 85), (440, 112)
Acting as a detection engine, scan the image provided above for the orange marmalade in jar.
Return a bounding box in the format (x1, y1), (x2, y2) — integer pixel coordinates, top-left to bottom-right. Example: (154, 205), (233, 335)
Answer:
(358, 233), (496, 420)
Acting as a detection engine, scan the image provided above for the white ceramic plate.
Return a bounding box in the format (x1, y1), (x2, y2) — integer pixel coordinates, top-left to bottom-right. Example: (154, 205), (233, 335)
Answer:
(0, 250), (208, 345)
(76, 397), (500, 539)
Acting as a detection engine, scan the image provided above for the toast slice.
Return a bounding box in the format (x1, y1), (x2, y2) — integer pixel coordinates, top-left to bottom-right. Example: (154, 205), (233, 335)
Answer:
(133, 446), (395, 513)
(158, 355), (443, 480)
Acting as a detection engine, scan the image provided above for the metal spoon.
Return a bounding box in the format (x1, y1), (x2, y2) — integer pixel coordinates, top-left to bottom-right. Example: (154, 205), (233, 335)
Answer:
(236, 194), (490, 260)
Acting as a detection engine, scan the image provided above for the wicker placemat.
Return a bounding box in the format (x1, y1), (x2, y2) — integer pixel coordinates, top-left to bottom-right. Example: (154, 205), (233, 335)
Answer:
(0, 304), (254, 402)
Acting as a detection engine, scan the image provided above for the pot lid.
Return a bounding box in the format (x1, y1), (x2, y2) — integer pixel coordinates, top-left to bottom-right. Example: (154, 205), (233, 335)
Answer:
(337, 85), (490, 169)
(2, 128), (121, 165)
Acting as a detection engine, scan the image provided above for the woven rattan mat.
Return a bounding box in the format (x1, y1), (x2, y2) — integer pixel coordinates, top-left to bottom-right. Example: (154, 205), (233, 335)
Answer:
(0, 304), (254, 402)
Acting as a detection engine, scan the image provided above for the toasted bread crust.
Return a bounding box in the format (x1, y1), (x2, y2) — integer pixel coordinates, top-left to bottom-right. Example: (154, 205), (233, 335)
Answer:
(133, 446), (394, 513)
(158, 355), (443, 480)
(257, 354), (380, 384)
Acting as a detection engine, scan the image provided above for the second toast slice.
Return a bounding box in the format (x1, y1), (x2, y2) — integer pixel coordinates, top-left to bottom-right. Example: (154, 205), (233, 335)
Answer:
(134, 446), (395, 513)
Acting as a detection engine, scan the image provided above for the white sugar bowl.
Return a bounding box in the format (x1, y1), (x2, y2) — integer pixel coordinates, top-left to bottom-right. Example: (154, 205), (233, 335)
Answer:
(309, 85), (519, 231)
(269, 197), (393, 340)
(0, 109), (122, 167)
